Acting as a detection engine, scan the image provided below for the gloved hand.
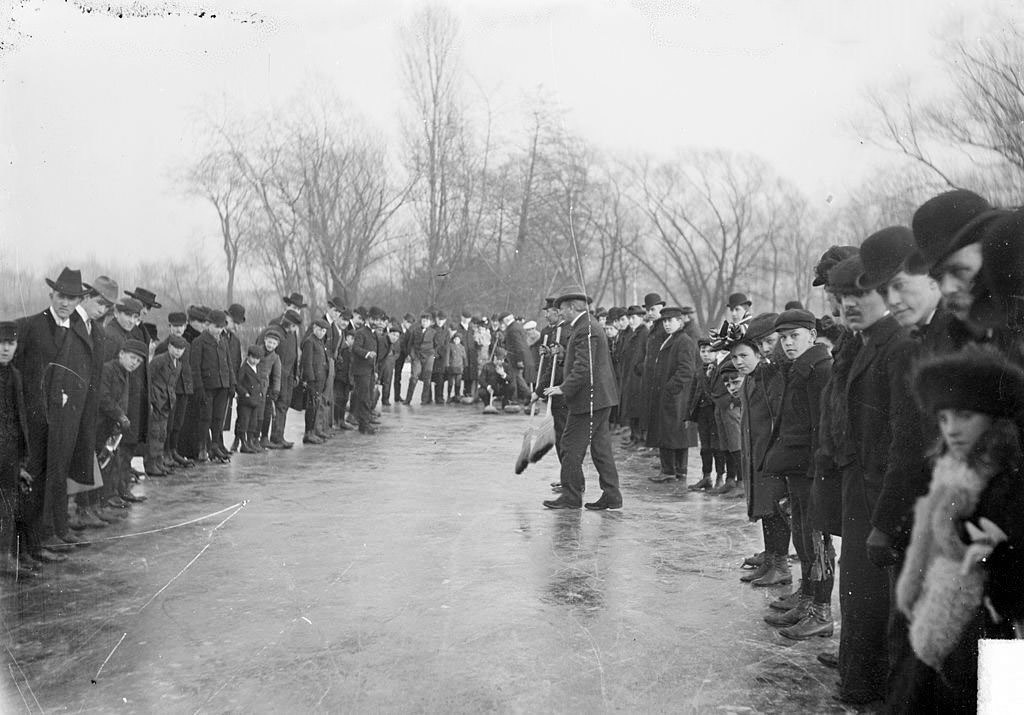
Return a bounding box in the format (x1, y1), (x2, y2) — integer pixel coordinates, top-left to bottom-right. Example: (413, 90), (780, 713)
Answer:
(118, 415), (131, 432)
(866, 527), (900, 567)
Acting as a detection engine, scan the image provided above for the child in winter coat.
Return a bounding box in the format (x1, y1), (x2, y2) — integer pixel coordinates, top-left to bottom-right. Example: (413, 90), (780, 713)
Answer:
(446, 334), (467, 403)
(896, 346), (1024, 712)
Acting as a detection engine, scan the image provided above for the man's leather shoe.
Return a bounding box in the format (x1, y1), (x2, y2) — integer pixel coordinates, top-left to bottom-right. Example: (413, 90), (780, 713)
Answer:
(584, 495), (622, 510)
(303, 432), (325, 445)
(33, 548), (67, 563)
(39, 537), (73, 553)
(543, 497), (581, 509)
(315, 431), (331, 440)
(648, 473), (675, 483)
(106, 495), (131, 508)
(95, 506), (126, 521)
(817, 651), (839, 669)
(145, 463), (168, 477)
(76, 508), (108, 529)
(265, 440), (285, 449)
(120, 491), (147, 503)
(337, 421), (355, 431)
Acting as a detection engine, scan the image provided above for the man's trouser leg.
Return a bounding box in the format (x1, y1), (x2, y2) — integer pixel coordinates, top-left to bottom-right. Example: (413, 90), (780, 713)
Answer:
(551, 397), (569, 461)
(404, 358), (421, 404)
(353, 373), (373, 428)
(209, 388), (229, 448)
(393, 356), (405, 404)
(271, 399), (289, 442)
(168, 393), (189, 452)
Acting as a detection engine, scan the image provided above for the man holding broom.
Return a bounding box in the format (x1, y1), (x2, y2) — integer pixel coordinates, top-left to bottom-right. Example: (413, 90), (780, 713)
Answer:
(541, 286), (623, 511)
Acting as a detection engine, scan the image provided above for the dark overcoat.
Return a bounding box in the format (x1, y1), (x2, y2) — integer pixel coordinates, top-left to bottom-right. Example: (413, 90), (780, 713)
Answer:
(740, 360), (786, 520)
(15, 309), (95, 485)
(559, 312), (618, 415)
(645, 331), (698, 449)
(191, 332), (232, 391)
(350, 325), (378, 378)
(639, 318), (667, 428)
(104, 319), (149, 442)
(845, 314), (923, 540)
(300, 334), (329, 394)
(504, 320), (536, 385)
(155, 336), (194, 395)
(271, 317), (300, 407)
(619, 323), (647, 420)
(763, 343), (832, 478)
(149, 352), (182, 418)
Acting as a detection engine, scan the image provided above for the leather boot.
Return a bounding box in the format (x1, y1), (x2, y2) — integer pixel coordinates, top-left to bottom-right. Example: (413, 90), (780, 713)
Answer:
(260, 436), (273, 450)
(230, 435), (241, 453)
(303, 431), (324, 445)
(780, 602), (834, 640)
(172, 449), (195, 467)
(764, 594), (811, 627)
(144, 459), (168, 477)
(710, 477), (736, 495)
(742, 551), (766, 569)
(712, 474), (724, 489)
(740, 558), (772, 583)
(251, 434), (266, 452)
(240, 436), (259, 454)
(768, 580), (803, 611)
(687, 474), (713, 491)
(751, 554), (793, 587)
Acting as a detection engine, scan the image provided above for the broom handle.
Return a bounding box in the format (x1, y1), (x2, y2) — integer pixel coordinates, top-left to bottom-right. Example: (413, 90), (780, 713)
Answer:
(544, 326), (562, 418)
(529, 336), (548, 419)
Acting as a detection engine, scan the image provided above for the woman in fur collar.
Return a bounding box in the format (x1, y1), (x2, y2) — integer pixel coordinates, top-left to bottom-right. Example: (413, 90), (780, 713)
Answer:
(897, 346), (1024, 712)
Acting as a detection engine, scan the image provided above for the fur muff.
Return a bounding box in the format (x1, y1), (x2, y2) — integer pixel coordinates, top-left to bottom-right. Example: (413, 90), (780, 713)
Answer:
(897, 454), (990, 671)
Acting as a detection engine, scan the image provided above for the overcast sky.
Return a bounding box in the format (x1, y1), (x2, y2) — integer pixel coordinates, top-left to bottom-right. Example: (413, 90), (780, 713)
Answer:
(0, 0), (1012, 271)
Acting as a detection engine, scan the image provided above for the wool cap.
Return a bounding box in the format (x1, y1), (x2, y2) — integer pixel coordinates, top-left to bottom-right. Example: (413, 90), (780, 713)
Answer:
(523, 320), (537, 331)
(207, 310), (228, 327)
(912, 190), (1008, 269)
(313, 318), (330, 330)
(743, 312), (780, 343)
(167, 312), (187, 326)
(187, 305), (209, 322)
(555, 286), (592, 307)
(774, 309), (816, 332)
(719, 360), (740, 378)
(263, 325), (285, 342)
(727, 292), (752, 309)
(913, 345), (1024, 420)
(813, 246), (860, 287)
(167, 334), (188, 350)
(0, 321), (17, 341)
(246, 345), (264, 359)
(122, 339), (148, 360)
(856, 226), (918, 290)
(697, 337), (712, 347)
(116, 297), (144, 315)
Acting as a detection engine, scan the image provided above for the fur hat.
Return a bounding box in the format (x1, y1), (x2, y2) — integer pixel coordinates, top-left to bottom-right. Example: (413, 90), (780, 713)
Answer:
(911, 190), (1007, 269)
(813, 246), (859, 288)
(187, 305), (209, 322)
(167, 312), (187, 326)
(913, 345), (1024, 421)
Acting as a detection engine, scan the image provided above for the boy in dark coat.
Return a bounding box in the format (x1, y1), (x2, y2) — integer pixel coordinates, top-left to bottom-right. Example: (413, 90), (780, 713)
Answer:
(98, 340), (148, 506)
(761, 310), (835, 639)
(256, 326), (283, 448)
(687, 338), (724, 491)
(349, 310), (378, 434)
(155, 312), (195, 468)
(145, 334), (186, 476)
(190, 310), (233, 463)
(479, 348), (513, 413)
(235, 345), (265, 453)
(300, 319), (330, 444)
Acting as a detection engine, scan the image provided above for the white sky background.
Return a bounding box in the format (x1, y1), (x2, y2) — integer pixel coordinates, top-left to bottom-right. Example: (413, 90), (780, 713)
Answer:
(0, 0), (1014, 271)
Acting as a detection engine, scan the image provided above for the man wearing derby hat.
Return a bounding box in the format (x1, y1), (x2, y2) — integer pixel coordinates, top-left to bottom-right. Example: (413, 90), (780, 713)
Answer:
(348, 309), (379, 435)
(15, 267), (97, 560)
(645, 307), (699, 484)
(823, 249), (924, 705)
(726, 293), (753, 327)
(619, 305), (648, 447)
(640, 293), (668, 439)
(190, 310), (233, 463)
(911, 189), (1008, 325)
(283, 292), (309, 321)
(542, 287), (623, 511)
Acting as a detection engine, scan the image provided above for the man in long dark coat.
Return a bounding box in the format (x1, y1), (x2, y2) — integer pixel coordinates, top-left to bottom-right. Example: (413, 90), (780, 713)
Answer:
(639, 293), (667, 434)
(501, 311), (535, 406)
(15, 267), (95, 557)
(268, 310), (301, 449)
(299, 319), (330, 444)
(0, 321), (34, 577)
(542, 287), (622, 511)
(620, 306), (648, 446)
(350, 308), (379, 434)
(645, 307), (698, 483)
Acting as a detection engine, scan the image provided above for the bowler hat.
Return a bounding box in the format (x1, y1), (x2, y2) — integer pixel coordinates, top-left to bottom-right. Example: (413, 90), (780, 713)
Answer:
(813, 246), (859, 287)
(45, 267), (88, 298)
(784, 301), (804, 311)
(167, 334), (187, 350)
(313, 318), (330, 330)
(626, 305), (645, 317)
(283, 311), (302, 326)
(122, 339), (148, 360)
(681, 306), (695, 315)
(283, 292), (308, 309)
(555, 285), (592, 307)
(827, 256), (865, 296)
(339, 308), (353, 320)
(368, 306), (385, 319)
(661, 307), (685, 319)
(971, 209), (1024, 329)
(167, 312), (187, 326)
(84, 276), (119, 305)
(726, 293), (752, 309)
(543, 297), (557, 310)
(643, 292), (666, 309)
(227, 304), (246, 324)
(0, 321), (18, 342)
(911, 190), (1008, 269)
(187, 305), (209, 322)
(116, 297), (144, 315)
(606, 307), (626, 321)
(208, 310), (228, 327)
(327, 296), (345, 309)
(774, 309), (816, 332)
(595, 307), (609, 318)
(855, 226), (917, 290)
(124, 287), (161, 309)
(913, 345), (1024, 420)
(744, 312), (780, 343)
